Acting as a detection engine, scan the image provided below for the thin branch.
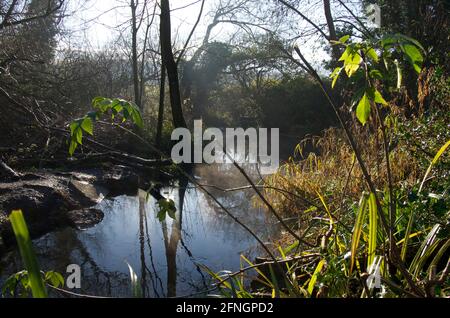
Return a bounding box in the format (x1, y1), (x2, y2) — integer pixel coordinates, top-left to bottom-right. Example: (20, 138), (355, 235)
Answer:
(277, 0), (329, 40)
(175, 254), (321, 298)
(336, 0), (373, 38)
(48, 285), (111, 299)
(176, 0), (206, 65)
(0, 0), (64, 30)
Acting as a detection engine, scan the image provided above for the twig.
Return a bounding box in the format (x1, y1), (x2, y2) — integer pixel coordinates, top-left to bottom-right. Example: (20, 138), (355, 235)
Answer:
(175, 254), (321, 298)
(47, 285), (111, 299)
(176, 0), (206, 65)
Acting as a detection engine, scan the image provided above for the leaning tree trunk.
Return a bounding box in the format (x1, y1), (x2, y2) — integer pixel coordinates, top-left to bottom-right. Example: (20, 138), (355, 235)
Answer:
(160, 0), (187, 129)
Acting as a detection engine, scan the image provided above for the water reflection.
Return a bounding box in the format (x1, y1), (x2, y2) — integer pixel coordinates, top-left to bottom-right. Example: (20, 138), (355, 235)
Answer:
(0, 164), (279, 297)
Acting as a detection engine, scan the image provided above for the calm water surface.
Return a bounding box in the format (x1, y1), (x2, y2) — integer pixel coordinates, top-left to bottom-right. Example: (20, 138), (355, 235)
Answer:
(0, 164), (280, 297)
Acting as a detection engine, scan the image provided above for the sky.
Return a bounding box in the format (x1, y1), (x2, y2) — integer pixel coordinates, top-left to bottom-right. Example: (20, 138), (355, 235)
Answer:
(61, 0), (366, 68)
(63, 0), (217, 49)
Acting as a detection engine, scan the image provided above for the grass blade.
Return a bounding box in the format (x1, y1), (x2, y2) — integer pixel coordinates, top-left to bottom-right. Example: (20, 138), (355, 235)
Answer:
(9, 210), (48, 298)
(401, 209), (416, 261)
(429, 239), (450, 271)
(268, 264), (281, 298)
(307, 259), (325, 296)
(125, 261), (142, 298)
(409, 224), (441, 278)
(367, 193), (378, 270)
(200, 264), (233, 290)
(419, 139), (450, 192)
(240, 254), (273, 289)
(350, 193), (368, 274)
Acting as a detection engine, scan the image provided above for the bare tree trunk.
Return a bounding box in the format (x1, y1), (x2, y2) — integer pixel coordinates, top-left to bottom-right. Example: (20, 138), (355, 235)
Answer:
(160, 0), (187, 129)
(139, 23), (151, 108)
(156, 65), (166, 148)
(131, 0), (141, 109)
(323, 0), (340, 61)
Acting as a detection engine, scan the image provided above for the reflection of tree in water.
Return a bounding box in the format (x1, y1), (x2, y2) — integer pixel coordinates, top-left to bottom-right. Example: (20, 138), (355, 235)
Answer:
(141, 197), (165, 297)
(189, 164), (278, 241)
(135, 176), (207, 298)
(182, 186), (277, 248)
(160, 176), (207, 297)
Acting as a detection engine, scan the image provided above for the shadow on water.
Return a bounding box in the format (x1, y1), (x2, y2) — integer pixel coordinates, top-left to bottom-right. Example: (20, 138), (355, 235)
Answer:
(0, 164), (280, 298)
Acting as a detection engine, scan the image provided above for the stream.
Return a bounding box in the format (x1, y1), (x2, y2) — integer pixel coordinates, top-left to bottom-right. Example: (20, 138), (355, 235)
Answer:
(0, 164), (280, 298)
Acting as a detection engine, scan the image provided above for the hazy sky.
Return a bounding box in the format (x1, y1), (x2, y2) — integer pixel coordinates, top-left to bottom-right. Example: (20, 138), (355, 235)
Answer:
(62, 0), (364, 67)
(64, 0), (219, 48)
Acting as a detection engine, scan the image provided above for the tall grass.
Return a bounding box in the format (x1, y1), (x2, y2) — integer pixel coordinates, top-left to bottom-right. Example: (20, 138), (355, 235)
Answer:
(207, 131), (449, 298)
(9, 210), (48, 298)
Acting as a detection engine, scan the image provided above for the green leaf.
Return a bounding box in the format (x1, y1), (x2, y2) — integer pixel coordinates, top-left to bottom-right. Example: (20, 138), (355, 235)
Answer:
(201, 265), (233, 291)
(369, 69), (383, 80)
(429, 239), (450, 270)
(92, 96), (106, 105)
(356, 93), (371, 125)
(339, 35), (350, 43)
(330, 67), (343, 88)
(81, 117), (94, 136)
(343, 48), (362, 77)
(157, 199), (177, 222)
(401, 43), (423, 74)
(2, 271), (29, 297)
(111, 102), (123, 115)
(9, 210), (48, 298)
(396, 34), (425, 52)
(373, 90), (388, 105)
(130, 107), (144, 129)
(240, 255), (273, 289)
(339, 46), (350, 62)
(20, 273), (30, 290)
(69, 97), (144, 155)
(157, 209), (166, 222)
(45, 271), (64, 288)
(69, 140), (78, 156)
(69, 122), (78, 135)
(92, 97), (112, 112)
(366, 48), (379, 63)
(350, 87), (366, 110)
(71, 124), (83, 145)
